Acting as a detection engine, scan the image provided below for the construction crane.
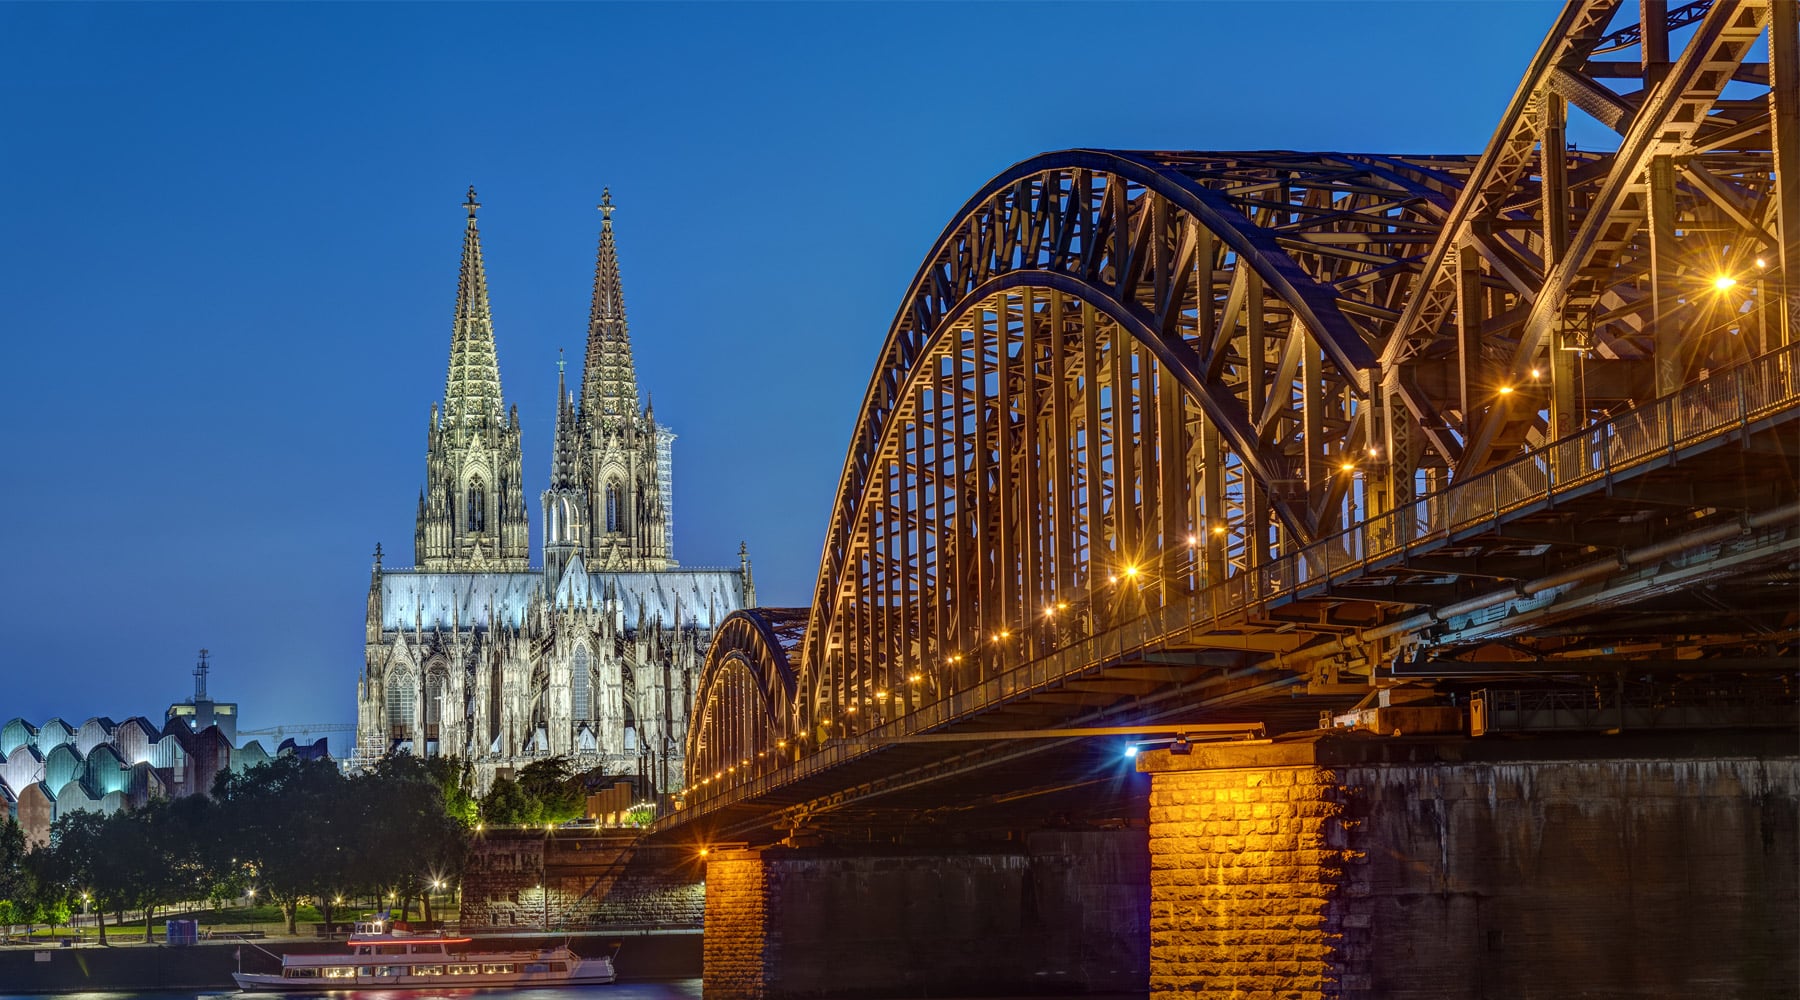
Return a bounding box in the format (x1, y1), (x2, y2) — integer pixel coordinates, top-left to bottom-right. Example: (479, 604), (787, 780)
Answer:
(238, 723), (357, 740)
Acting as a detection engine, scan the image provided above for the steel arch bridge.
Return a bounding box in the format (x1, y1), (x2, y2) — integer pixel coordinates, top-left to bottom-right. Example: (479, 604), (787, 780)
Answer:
(680, 0), (1799, 822)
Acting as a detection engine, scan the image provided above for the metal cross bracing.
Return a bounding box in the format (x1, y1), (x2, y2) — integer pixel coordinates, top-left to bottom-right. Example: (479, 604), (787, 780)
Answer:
(671, 0), (1799, 839)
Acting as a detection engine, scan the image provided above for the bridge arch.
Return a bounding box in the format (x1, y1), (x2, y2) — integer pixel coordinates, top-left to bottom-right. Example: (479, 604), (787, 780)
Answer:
(686, 607), (805, 788)
(793, 151), (1481, 741)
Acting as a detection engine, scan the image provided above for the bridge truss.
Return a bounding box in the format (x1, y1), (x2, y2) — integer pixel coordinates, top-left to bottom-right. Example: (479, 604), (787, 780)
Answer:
(681, 0), (1798, 830)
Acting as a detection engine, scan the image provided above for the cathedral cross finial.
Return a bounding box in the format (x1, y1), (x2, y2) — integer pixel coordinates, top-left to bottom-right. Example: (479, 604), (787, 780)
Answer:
(373, 542), (383, 567)
(598, 188), (614, 225)
(464, 185), (481, 219)
(557, 347), (567, 375)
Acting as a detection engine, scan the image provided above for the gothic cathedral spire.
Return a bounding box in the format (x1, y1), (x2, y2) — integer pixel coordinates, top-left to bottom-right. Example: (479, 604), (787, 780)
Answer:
(580, 188), (639, 428)
(445, 187), (506, 426)
(573, 190), (675, 571)
(416, 188), (530, 572)
(542, 350), (587, 579)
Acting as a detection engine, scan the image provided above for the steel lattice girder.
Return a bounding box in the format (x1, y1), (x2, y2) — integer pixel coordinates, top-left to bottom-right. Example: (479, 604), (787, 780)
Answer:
(685, 0), (1791, 773)
(687, 608), (804, 786)
(795, 152), (1481, 733)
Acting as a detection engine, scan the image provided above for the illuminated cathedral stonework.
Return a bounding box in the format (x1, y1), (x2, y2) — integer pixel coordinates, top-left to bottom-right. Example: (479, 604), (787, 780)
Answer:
(354, 189), (753, 793)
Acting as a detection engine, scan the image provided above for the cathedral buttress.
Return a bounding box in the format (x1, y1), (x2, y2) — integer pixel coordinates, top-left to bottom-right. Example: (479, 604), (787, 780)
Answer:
(416, 188), (529, 572)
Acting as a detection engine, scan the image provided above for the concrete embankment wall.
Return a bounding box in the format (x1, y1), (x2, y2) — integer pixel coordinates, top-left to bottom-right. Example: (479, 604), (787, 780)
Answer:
(463, 830), (705, 930)
(0, 932), (700, 992)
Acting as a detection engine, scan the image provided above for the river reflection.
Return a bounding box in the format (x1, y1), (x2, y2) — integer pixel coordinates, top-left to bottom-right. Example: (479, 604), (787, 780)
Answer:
(1, 987), (703, 1000)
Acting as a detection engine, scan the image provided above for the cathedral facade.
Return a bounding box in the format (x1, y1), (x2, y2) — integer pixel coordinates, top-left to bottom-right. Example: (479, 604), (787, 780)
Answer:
(354, 189), (752, 794)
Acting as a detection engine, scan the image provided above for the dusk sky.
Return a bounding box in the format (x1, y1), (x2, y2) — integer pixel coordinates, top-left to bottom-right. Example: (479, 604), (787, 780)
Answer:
(1, 1), (1585, 746)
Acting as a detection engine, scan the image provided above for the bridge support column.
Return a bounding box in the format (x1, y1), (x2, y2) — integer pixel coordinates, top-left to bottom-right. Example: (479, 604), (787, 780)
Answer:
(702, 832), (1149, 999)
(1137, 731), (1797, 1000)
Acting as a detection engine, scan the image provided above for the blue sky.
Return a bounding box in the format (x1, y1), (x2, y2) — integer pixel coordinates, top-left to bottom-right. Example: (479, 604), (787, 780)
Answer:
(0, 1), (1573, 741)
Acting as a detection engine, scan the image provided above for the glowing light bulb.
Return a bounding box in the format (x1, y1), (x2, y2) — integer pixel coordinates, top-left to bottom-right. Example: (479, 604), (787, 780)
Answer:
(1713, 274), (1738, 291)
(1498, 385), (1514, 395)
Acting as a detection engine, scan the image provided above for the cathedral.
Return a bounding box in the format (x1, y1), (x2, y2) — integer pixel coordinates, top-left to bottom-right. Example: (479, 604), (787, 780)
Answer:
(354, 188), (753, 794)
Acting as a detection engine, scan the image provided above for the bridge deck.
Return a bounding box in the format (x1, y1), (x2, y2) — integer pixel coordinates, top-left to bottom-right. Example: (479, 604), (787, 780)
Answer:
(663, 343), (1799, 845)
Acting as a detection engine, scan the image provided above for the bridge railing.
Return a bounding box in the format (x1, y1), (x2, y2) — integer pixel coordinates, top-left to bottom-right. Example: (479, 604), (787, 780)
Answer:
(922, 343), (1798, 726)
(1289, 343), (1798, 593)
(680, 343), (1798, 814)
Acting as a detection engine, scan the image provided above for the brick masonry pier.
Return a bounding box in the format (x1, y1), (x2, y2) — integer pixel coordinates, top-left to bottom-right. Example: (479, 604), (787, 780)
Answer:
(1137, 730), (1797, 1000)
(703, 831), (1150, 1000)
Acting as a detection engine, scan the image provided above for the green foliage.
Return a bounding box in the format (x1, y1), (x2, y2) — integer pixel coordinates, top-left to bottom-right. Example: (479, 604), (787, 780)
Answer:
(39, 897), (71, 932)
(22, 752), (480, 936)
(518, 756), (584, 824)
(0, 898), (18, 942)
(420, 756), (480, 826)
(0, 816), (30, 918)
(479, 775), (540, 825)
(214, 754), (353, 934)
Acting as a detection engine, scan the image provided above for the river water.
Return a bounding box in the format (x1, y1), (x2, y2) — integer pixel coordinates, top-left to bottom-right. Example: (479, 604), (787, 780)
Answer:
(0, 985), (1122, 1000)
(0, 989), (703, 1000)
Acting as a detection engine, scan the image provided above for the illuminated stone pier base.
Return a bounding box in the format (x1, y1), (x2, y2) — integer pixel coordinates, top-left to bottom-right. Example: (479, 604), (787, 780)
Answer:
(702, 833), (1148, 1000)
(1137, 732), (1798, 1000)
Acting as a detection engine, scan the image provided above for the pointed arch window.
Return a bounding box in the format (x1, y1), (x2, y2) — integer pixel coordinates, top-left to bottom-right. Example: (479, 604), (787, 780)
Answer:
(572, 646), (592, 722)
(605, 482), (622, 533)
(467, 478), (486, 532)
(387, 669), (418, 736)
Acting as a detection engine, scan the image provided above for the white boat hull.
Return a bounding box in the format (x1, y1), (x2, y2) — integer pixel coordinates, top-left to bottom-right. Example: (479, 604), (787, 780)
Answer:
(233, 953), (615, 990)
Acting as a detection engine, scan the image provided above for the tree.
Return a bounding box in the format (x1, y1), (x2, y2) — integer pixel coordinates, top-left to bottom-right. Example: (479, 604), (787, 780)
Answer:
(352, 754), (469, 924)
(518, 756), (583, 823)
(214, 755), (350, 934)
(38, 897), (71, 936)
(420, 756), (480, 827)
(479, 775), (539, 825)
(0, 816), (31, 938)
(32, 809), (126, 946)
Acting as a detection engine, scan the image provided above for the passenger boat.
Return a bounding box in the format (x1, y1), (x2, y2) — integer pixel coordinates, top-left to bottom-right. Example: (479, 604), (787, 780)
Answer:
(231, 921), (616, 990)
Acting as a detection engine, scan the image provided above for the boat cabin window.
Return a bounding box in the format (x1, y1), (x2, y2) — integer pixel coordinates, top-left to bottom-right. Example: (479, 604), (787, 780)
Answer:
(376, 944), (406, 955)
(411, 965), (445, 976)
(481, 963), (514, 974)
(357, 966), (376, 976)
(449, 964), (480, 975)
(284, 969), (319, 979)
(550, 962), (568, 972)
(408, 943), (446, 955)
(377, 965), (405, 976)
(322, 967), (356, 979)
(356, 945), (372, 956)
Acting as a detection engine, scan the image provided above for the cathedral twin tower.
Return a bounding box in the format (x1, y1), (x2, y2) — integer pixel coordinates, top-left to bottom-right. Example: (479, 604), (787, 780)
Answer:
(355, 189), (751, 795)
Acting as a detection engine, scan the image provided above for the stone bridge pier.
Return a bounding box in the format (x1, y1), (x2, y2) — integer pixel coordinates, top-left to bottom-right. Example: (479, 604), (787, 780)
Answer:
(700, 731), (1796, 1000)
(703, 831), (1150, 1000)
(1137, 731), (1797, 1000)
